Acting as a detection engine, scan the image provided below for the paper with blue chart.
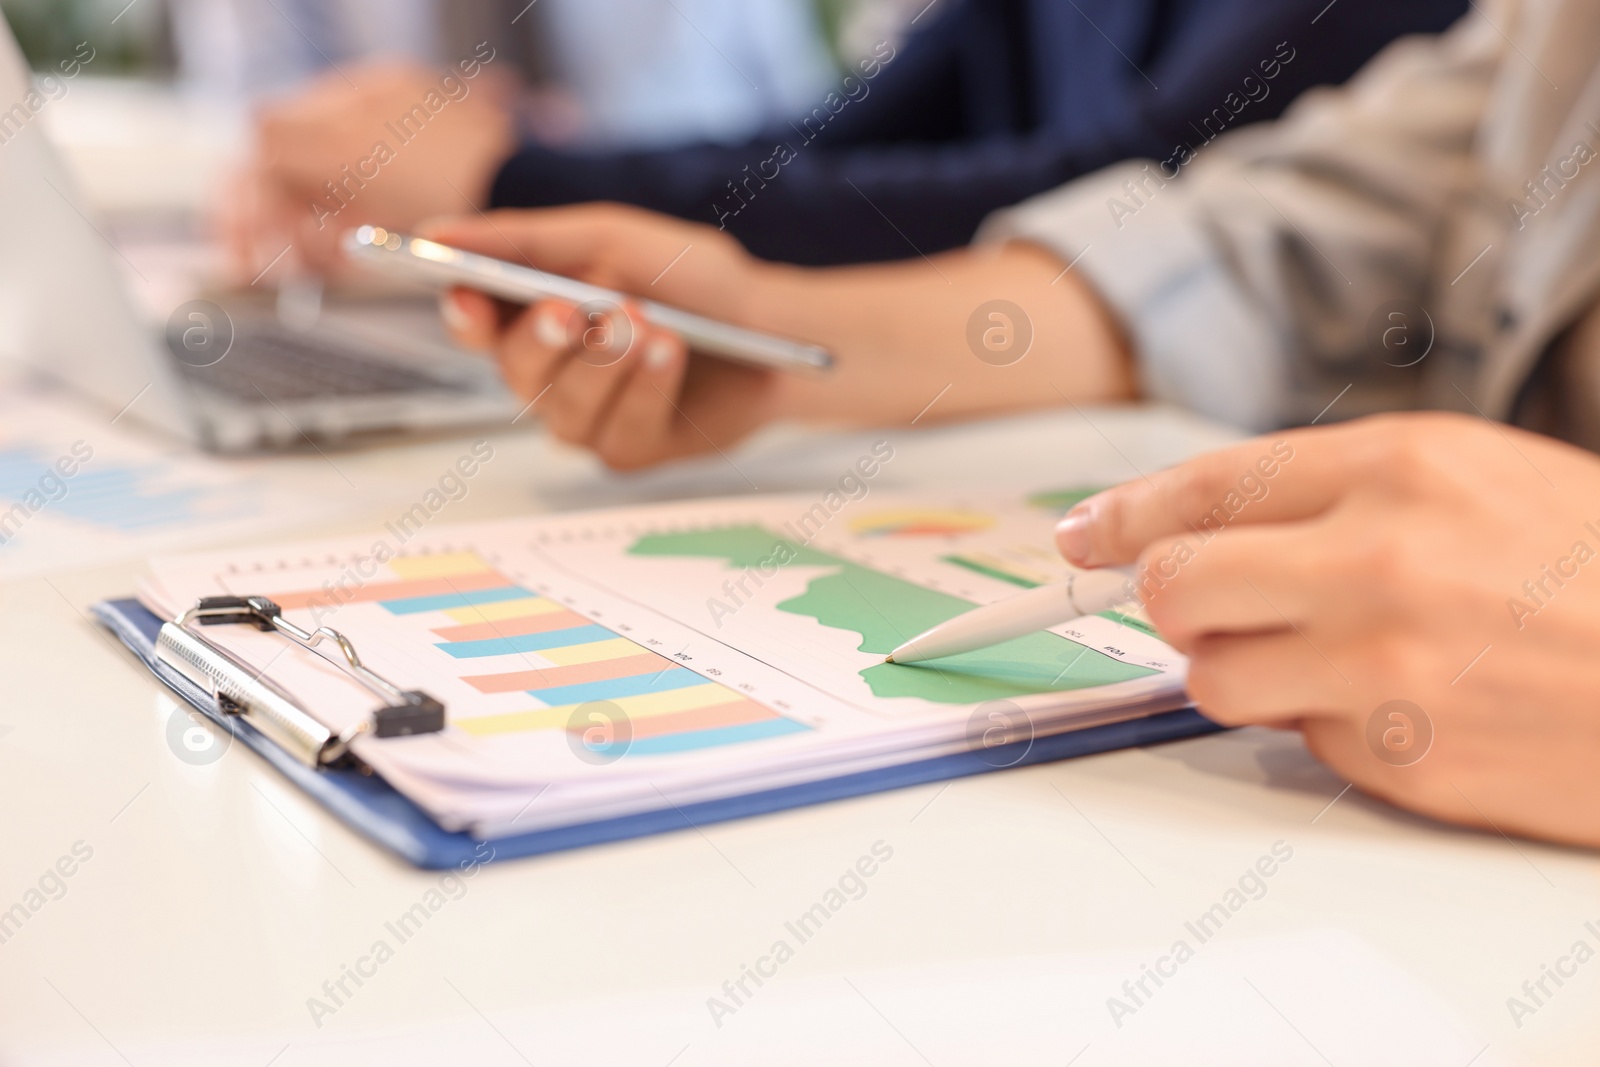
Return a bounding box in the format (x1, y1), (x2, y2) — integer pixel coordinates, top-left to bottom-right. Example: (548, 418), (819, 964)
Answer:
(136, 493), (1188, 837)
(0, 385), (356, 576)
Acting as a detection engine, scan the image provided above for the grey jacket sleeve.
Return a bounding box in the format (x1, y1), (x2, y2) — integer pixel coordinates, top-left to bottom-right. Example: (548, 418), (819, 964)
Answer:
(978, 11), (1506, 431)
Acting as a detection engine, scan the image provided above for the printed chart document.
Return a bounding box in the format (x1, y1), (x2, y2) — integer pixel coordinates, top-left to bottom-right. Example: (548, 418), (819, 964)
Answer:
(136, 491), (1190, 837)
(0, 384), (364, 577)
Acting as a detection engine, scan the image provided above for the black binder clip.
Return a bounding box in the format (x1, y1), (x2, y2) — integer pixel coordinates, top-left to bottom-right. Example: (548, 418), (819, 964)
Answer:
(155, 595), (446, 769)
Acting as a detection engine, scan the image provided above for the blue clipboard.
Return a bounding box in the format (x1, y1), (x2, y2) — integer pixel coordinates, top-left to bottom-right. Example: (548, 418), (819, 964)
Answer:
(94, 597), (1221, 869)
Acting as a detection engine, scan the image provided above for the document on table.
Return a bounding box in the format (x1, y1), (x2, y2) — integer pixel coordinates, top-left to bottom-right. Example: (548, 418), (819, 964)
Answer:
(0, 383), (362, 578)
(136, 491), (1189, 837)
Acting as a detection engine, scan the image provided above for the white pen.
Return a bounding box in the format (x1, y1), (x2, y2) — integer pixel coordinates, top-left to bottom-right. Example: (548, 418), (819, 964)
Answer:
(884, 567), (1138, 664)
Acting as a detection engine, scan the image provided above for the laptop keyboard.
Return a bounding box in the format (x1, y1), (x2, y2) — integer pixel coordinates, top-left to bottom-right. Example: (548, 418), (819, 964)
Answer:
(174, 321), (466, 402)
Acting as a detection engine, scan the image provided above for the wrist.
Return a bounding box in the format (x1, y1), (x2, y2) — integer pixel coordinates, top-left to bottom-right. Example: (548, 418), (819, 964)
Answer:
(736, 261), (825, 418)
(736, 259), (809, 335)
(1052, 266), (1139, 403)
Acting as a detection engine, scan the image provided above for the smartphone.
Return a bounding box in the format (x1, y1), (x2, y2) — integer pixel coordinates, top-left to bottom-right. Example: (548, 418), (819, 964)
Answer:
(343, 226), (834, 374)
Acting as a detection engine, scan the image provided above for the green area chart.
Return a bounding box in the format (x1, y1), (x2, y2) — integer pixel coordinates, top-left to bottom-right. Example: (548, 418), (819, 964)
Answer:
(629, 525), (1155, 704)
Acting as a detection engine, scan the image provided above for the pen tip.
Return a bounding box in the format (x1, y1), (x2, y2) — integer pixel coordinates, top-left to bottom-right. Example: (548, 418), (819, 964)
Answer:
(883, 655), (895, 664)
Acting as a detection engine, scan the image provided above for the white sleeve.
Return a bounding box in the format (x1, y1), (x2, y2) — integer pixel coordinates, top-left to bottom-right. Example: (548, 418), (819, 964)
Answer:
(980, 10), (1506, 429)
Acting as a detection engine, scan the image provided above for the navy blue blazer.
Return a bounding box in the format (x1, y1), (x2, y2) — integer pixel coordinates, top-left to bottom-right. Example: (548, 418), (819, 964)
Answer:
(489, 0), (1466, 264)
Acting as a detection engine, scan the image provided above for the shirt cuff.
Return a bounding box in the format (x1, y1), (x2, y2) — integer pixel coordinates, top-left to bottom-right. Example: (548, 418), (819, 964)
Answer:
(977, 160), (1291, 432)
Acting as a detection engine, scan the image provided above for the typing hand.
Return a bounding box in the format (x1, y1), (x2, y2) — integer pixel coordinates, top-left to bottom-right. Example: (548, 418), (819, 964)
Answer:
(426, 205), (784, 470)
(1056, 413), (1600, 847)
(217, 61), (514, 281)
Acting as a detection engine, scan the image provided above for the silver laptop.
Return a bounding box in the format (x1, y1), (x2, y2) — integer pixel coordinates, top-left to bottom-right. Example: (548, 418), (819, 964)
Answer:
(0, 17), (517, 452)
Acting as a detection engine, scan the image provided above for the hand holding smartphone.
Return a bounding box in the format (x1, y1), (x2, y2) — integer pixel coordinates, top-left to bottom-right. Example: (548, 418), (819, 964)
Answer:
(342, 226), (834, 374)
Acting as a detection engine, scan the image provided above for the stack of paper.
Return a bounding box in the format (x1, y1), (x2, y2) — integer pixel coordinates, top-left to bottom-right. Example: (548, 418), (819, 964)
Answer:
(136, 492), (1189, 837)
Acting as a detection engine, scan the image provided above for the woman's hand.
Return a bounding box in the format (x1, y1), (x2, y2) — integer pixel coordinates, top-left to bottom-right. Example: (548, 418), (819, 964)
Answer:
(425, 205), (785, 470)
(430, 203), (1138, 469)
(1056, 412), (1600, 848)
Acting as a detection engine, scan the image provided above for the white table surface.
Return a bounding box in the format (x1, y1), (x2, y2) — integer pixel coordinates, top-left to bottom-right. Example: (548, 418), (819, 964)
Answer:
(1, 398), (1597, 1066)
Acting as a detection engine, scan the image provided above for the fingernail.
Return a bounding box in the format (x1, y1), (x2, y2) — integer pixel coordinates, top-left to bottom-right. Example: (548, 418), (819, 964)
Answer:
(646, 338), (675, 369)
(534, 309), (565, 348)
(1055, 506), (1093, 564)
(439, 290), (471, 332)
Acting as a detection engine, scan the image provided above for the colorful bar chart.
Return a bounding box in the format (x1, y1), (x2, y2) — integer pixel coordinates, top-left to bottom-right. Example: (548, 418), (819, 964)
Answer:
(847, 508), (995, 538)
(0, 445), (250, 532)
(276, 551), (807, 757)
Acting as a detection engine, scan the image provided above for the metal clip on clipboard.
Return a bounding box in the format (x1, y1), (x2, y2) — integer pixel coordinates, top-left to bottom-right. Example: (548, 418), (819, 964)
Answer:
(154, 595), (445, 768)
